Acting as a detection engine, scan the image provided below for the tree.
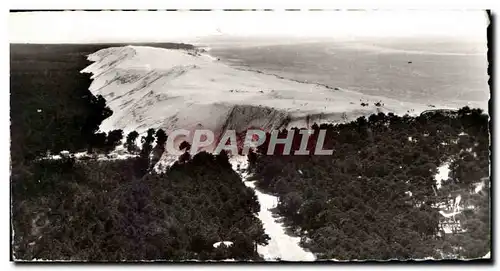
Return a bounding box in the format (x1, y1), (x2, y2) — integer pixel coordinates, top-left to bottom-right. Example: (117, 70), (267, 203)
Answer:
(105, 129), (123, 153)
(215, 150), (231, 168)
(125, 131), (139, 153)
(178, 151), (191, 164)
(140, 129), (156, 158)
(155, 129), (168, 147)
(279, 192), (303, 217)
(88, 132), (107, 153)
(135, 129), (156, 174)
(83, 95), (113, 139)
(179, 141), (191, 152)
(247, 149), (258, 168)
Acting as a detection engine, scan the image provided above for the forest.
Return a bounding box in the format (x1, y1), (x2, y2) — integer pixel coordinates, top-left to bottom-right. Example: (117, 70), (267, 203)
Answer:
(248, 107), (490, 260)
(10, 44), (268, 261)
(12, 149), (269, 261)
(10, 44), (490, 261)
(10, 43), (194, 162)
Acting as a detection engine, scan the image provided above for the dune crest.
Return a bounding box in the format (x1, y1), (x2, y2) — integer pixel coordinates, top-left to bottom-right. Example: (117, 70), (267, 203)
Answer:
(81, 45), (435, 147)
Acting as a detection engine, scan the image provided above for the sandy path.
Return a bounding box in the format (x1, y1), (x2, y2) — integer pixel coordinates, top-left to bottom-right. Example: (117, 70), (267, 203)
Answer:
(231, 157), (315, 261)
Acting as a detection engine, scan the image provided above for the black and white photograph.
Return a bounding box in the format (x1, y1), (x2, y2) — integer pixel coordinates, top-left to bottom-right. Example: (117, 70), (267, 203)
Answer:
(9, 9), (491, 262)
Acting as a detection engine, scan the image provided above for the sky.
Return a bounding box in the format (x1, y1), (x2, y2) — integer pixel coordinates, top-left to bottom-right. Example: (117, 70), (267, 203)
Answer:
(9, 10), (489, 43)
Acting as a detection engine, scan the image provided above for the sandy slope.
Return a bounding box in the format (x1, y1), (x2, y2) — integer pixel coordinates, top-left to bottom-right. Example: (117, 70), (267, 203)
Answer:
(81, 45), (436, 139)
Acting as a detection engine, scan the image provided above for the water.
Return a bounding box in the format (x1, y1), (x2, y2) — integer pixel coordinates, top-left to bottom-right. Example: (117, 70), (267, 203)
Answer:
(202, 38), (489, 109)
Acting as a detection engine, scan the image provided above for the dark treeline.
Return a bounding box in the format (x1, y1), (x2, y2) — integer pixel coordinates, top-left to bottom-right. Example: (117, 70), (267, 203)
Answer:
(11, 44), (268, 261)
(12, 149), (268, 261)
(248, 107), (490, 260)
(11, 44), (113, 163)
(10, 43), (195, 163)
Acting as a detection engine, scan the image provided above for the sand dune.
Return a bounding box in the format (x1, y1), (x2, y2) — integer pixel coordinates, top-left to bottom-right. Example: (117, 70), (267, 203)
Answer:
(82, 45), (437, 139)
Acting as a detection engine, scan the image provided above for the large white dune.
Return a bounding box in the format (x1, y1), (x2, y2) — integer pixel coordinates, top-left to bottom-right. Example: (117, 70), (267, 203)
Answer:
(82, 46), (440, 138)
